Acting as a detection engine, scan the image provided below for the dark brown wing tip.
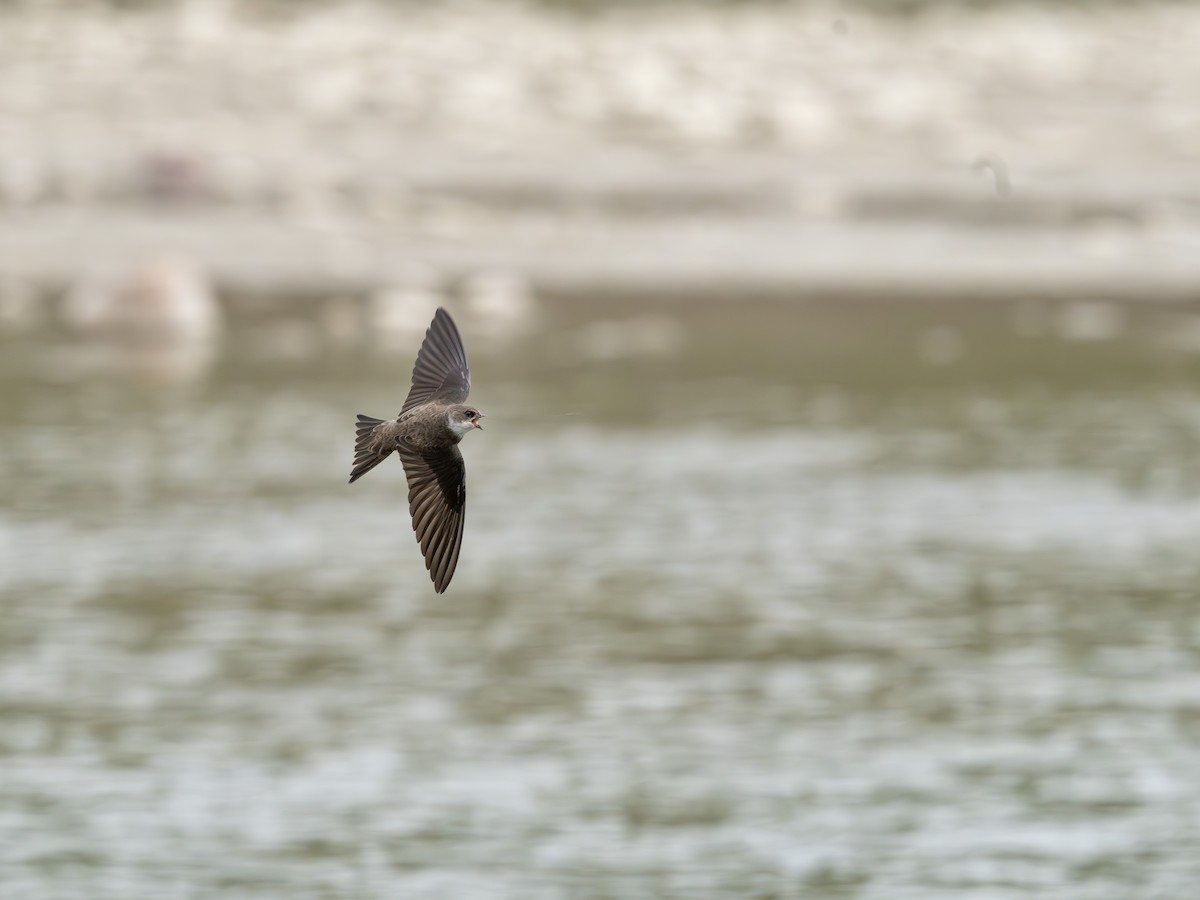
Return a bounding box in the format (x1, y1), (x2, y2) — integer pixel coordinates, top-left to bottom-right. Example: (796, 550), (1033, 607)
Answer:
(430, 550), (458, 592)
(431, 308), (467, 364)
(429, 307), (460, 346)
(429, 512), (464, 593)
(419, 504), (459, 593)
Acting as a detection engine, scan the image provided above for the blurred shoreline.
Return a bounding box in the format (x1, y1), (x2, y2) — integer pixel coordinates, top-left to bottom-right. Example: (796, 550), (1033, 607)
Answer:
(1, 1), (1199, 309)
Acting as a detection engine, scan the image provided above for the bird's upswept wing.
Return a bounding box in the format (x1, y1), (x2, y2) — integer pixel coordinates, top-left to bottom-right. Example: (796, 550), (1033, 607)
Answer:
(397, 442), (466, 593)
(400, 308), (471, 416)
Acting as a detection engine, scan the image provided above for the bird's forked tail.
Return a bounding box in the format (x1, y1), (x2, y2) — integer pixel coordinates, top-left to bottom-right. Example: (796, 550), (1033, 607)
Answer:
(349, 414), (389, 483)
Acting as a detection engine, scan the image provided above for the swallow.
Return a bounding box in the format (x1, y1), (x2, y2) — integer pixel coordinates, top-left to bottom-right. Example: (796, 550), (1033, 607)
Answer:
(350, 308), (483, 593)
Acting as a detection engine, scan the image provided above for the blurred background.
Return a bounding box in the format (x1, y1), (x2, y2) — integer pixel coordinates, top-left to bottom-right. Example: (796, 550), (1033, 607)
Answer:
(3, 0), (1200, 897)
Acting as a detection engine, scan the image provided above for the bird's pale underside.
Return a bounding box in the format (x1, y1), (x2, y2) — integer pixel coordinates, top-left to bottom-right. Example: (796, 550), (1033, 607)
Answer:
(349, 308), (482, 593)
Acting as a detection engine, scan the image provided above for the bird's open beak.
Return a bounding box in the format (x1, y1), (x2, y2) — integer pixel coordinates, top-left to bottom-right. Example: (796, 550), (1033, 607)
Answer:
(474, 416), (484, 430)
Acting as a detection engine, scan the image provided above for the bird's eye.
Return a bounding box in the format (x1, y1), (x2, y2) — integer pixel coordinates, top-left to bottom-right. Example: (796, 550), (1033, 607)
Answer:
(464, 409), (476, 418)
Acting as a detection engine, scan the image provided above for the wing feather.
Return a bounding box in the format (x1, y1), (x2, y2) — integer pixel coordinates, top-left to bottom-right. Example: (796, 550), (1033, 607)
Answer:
(400, 308), (471, 416)
(396, 442), (467, 593)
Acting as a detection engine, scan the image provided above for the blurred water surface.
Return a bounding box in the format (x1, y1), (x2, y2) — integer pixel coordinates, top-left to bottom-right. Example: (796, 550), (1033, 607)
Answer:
(4, 299), (1200, 898)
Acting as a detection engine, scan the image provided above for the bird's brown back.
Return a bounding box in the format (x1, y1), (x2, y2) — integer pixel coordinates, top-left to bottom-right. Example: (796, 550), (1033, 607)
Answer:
(396, 401), (459, 451)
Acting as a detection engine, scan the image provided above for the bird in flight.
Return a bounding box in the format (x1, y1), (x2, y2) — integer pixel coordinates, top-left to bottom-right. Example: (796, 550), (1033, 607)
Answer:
(350, 308), (483, 593)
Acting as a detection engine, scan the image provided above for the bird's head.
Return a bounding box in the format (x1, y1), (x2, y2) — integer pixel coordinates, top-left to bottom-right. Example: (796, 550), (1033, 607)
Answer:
(448, 405), (484, 436)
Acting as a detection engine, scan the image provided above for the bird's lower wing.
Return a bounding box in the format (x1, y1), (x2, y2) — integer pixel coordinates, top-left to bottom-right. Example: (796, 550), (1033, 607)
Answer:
(396, 442), (466, 593)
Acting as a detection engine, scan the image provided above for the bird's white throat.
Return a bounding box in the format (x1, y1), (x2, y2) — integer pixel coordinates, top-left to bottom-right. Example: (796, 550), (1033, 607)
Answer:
(448, 417), (476, 437)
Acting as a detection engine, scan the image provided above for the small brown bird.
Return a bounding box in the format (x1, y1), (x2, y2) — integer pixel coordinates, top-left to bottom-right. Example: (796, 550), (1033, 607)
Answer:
(350, 308), (483, 593)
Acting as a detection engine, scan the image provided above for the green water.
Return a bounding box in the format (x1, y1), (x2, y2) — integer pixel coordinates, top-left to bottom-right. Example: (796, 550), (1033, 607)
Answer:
(4, 298), (1200, 898)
